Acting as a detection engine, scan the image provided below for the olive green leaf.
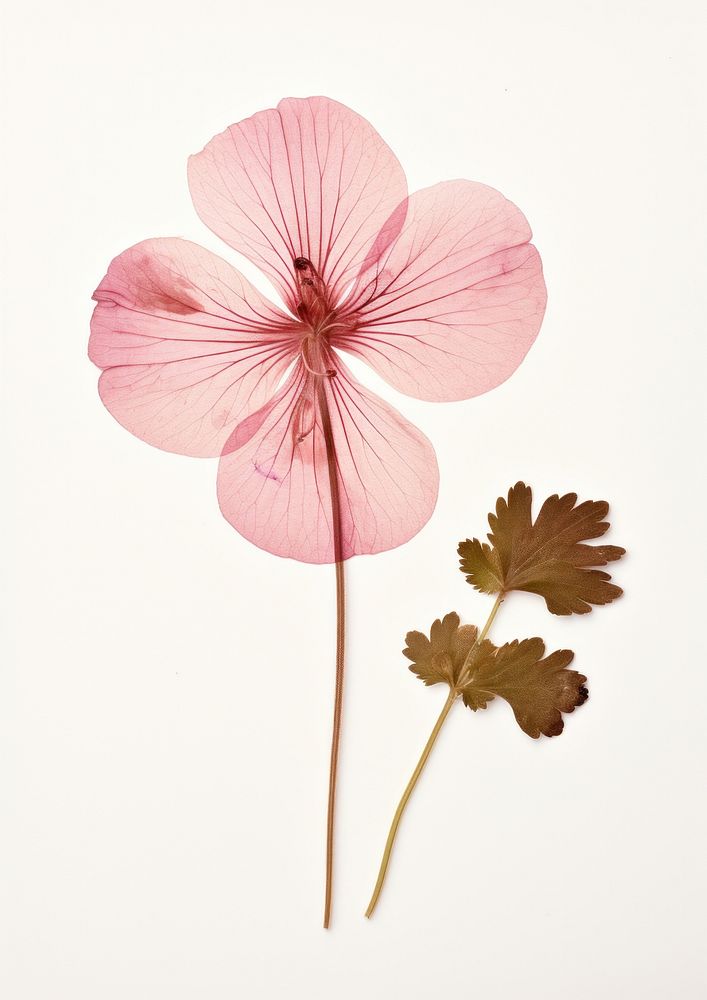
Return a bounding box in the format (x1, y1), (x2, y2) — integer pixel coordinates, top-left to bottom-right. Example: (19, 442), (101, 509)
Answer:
(458, 482), (625, 614)
(460, 637), (588, 738)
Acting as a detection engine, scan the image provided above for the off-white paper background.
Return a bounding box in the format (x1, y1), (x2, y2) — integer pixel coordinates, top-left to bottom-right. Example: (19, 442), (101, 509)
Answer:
(2, 2), (706, 997)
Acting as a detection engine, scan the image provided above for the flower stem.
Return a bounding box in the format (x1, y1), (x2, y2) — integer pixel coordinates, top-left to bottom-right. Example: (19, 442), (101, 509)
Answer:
(317, 378), (345, 930)
(365, 593), (504, 919)
(323, 557), (345, 929)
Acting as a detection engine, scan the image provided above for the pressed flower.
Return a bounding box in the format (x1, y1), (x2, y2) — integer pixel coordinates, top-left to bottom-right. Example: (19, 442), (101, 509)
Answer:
(89, 97), (546, 925)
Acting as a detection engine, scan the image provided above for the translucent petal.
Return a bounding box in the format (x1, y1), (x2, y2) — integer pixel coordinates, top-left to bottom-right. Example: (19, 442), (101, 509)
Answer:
(335, 180), (546, 401)
(217, 355), (439, 563)
(188, 96), (407, 310)
(90, 238), (300, 457)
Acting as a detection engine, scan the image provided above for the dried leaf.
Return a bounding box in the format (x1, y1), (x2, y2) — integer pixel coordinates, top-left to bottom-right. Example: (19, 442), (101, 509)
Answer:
(404, 612), (478, 687)
(404, 613), (586, 738)
(461, 638), (588, 738)
(458, 482), (625, 614)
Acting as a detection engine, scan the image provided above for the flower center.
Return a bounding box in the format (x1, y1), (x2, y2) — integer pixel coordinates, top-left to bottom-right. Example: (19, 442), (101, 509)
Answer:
(294, 256), (341, 378)
(293, 256), (332, 333)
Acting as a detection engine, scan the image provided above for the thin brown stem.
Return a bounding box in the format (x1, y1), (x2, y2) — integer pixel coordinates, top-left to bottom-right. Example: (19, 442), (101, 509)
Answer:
(317, 377), (345, 930)
(365, 593), (505, 919)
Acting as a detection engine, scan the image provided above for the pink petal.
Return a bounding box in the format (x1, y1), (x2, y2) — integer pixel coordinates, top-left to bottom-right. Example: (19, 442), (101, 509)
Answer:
(187, 97), (407, 310)
(334, 180), (547, 401)
(90, 239), (300, 457)
(217, 357), (439, 563)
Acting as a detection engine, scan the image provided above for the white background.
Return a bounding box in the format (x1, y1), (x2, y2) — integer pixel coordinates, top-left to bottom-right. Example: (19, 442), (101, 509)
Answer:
(2, 1), (706, 997)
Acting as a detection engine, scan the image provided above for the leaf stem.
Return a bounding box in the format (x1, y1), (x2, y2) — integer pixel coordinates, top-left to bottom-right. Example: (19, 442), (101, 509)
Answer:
(365, 687), (456, 919)
(479, 593), (504, 641)
(317, 377), (346, 930)
(456, 593), (504, 688)
(364, 592), (504, 919)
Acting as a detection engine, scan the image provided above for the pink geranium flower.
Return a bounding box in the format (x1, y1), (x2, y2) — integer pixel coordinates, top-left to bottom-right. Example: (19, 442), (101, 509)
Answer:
(90, 97), (546, 924)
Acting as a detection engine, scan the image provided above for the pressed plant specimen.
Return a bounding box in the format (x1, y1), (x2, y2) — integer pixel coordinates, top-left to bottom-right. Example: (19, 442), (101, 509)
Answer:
(366, 483), (625, 917)
(89, 99), (546, 925)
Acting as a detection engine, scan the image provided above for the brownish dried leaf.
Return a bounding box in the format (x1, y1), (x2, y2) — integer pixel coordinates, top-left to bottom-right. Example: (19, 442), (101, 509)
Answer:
(404, 612), (478, 688)
(404, 613), (586, 738)
(461, 637), (588, 738)
(458, 482), (625, 614)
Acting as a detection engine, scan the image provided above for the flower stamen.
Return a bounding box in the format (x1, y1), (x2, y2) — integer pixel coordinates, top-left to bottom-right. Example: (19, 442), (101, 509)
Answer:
(301, 333), (337, 379)
(301, 352), (337, 378)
